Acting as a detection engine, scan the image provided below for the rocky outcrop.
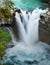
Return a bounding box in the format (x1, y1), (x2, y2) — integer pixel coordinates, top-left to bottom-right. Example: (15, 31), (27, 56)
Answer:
(39, 11), (50, 44)
(0, 16), (14, 26)
(13, 8), (21, 13)
(0, 8), (21, 26)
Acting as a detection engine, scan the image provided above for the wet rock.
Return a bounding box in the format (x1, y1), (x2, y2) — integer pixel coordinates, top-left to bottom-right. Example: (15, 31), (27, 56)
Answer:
(14, 8), (21, 13)
(42, 0), (50, 3)
(47, 12), (50, 16)
(40, 13), (47, 18)
(24, 61), (34, 64)
(24, 60), (39, 64)
(5, 43), (14, 48)
(39, 11), (50, 44)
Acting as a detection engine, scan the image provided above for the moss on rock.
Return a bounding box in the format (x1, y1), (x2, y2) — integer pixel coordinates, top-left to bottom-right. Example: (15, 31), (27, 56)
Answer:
(0, 27), (11, 60)
(0, 27), (11, 44)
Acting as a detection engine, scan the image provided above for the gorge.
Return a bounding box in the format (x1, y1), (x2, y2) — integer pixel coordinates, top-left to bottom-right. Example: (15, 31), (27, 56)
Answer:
(2, 8), (50, 65)
(0, 0), (50, 65)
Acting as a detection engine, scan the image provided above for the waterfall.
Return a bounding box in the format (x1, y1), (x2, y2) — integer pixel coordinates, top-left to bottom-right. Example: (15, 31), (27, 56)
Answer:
(27, 8), (48, 45)
(4, 8), (50, 65)
(4, 27), (17, 45)
(15, 12), (27, 44)
(15, 8), (48, 46)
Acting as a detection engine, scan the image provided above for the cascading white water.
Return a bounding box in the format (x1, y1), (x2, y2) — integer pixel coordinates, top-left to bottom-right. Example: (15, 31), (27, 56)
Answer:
(27, 8), (48, 45)
(4, 8), (50, 65)
(15, 12), (27, 44)
(4, 27), (17, 45)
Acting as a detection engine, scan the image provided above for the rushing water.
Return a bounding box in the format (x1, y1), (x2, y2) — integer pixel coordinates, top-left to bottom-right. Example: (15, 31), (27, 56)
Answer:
(3, 8), (50, 65)
(12, 0), (45, 10)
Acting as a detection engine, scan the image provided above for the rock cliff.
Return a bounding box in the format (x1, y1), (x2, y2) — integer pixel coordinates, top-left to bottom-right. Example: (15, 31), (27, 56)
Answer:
(39, 10), (50, 44)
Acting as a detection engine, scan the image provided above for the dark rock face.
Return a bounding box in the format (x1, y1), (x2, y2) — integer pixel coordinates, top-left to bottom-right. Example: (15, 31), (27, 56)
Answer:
(11, 21), (20, 41)
(14, 8), (21, 13)
(42, 0), (50, 3)
(39, 11), (50, 44)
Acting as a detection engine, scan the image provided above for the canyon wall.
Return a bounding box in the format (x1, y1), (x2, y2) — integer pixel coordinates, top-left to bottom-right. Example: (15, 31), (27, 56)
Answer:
(39, 11), (50, 44)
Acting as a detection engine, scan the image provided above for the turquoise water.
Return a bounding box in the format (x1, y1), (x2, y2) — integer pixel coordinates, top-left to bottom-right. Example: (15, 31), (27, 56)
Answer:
(13, 0), (44, 10)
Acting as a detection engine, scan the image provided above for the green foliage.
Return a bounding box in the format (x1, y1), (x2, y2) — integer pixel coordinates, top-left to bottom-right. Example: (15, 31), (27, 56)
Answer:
(0, 42), (6, 60)
(0, 27), (11, 60)
(0, 27), (11, 43)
